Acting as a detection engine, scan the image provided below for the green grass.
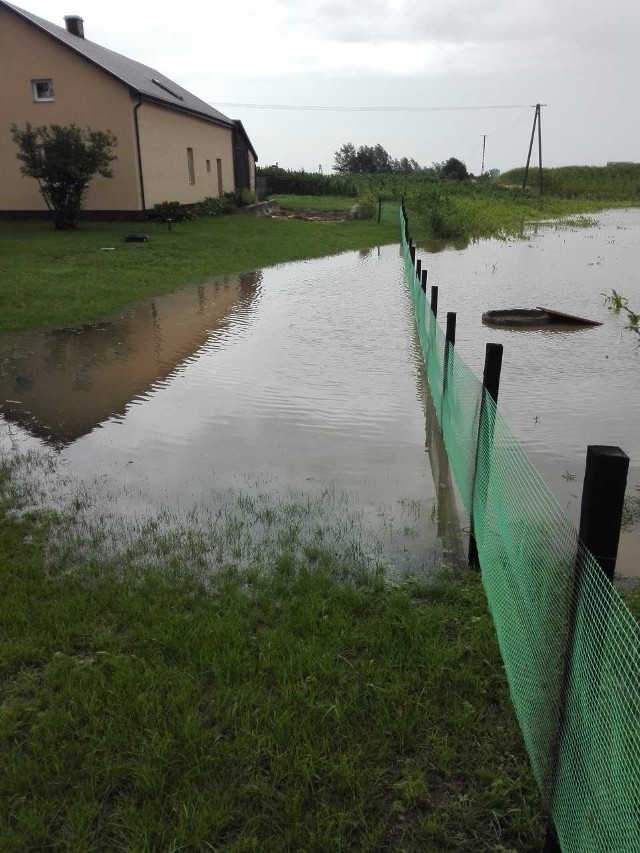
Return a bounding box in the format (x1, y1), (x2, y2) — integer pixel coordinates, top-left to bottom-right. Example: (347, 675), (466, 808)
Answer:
(405, 182), (637, 242)
(0, 487), (544, 851)
(498, 164), (640, 199)
(0, 214), (401, 333)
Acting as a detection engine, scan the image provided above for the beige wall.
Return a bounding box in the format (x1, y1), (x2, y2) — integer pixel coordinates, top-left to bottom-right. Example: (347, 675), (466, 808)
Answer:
(0, 6), (141, 211)
(137, 102), (234, 207)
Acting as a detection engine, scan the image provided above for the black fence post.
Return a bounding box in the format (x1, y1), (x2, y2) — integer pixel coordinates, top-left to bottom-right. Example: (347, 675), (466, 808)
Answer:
(378, 195), (382, 223)
(421, 269), (428, 294)
(410, 244), (416, 266)
(543, 444), (629, 853)
(468, 343), (503, 569)
(430, 284), (438, 316)
(441, 312), (456, 413)
(416, 258), (422, 283)
(578, 445), (629, 582)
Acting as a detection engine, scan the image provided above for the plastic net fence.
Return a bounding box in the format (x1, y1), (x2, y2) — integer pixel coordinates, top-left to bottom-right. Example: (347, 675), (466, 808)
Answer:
(399, 206), (640, 853)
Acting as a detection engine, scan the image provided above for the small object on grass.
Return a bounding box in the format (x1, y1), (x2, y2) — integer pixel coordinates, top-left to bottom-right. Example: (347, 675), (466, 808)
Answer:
(123, 233), (149, 243)
(100, 247), (115, 251)
(166, 218), (172, 232)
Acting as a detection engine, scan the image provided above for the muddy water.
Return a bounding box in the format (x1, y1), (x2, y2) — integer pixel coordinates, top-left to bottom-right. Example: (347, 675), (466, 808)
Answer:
(417, 208), (640, 576)
(0, 251), (463, 574)
(1, 209), (638, 576)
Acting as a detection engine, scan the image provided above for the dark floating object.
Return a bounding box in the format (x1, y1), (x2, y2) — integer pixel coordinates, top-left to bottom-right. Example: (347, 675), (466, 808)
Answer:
(535, 306), (602, 327)
(123, 233), (149, 243)
(482, 307), (602, 328)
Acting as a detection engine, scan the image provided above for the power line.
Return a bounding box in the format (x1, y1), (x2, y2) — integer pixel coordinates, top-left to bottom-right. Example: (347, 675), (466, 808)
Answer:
(214, 102), (537, 113)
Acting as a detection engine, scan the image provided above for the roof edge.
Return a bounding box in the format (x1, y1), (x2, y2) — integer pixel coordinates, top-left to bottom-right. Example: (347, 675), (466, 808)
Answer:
(1, 0), (234, 129)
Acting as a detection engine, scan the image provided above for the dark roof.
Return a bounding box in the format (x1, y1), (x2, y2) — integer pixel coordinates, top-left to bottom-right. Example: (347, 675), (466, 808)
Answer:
(233, 120), (259, 161)
(2, 0), (234, 128)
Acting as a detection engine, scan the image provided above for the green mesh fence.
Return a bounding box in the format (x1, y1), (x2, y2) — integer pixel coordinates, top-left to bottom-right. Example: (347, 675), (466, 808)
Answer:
(399, 206), (640, 853)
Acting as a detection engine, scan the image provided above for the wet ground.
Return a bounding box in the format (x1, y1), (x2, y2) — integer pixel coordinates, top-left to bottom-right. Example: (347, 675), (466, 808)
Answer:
(1, 209), (638, 576)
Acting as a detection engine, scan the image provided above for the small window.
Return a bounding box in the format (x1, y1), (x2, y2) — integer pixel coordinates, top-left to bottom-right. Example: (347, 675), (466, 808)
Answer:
(187, 147), (195, 185)
(32, 79), (54, 102)
(206, 159), (211, 173)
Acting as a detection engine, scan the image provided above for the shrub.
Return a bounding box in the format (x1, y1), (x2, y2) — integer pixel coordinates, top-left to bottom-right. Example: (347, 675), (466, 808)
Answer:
(11, 122), (117, 230)
(150, 200), (196, 222)
(195, 196), (234, 217)
(354, 193), (377, 219)
(224, 188), (258, 208)
(257, 166), (358, 197)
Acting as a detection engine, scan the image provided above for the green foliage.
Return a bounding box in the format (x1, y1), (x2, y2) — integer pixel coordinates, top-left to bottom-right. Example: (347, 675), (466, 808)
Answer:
(437, 157), (470, 181)
(333, 142), (426, 175)
(498, 164), (640, 198)
(224, 187), (258, 208)
(257, 165), (358, 196)
(150, 200), (196, 222)
(602, 290), (640, 345)
(10, 122), (117, 230)
(193, 196), (234, 216)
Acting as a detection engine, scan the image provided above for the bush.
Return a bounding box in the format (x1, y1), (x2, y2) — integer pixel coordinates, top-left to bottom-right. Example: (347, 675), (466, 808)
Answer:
(150, 201), (196, 222)
(224, 188), (258, 208)
(194, 196), (234, 217)
(257, 166), (358, 197)
(354, 193), (377, 219)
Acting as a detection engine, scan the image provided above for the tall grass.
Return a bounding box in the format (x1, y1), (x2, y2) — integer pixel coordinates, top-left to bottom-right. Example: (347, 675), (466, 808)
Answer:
(498, 164), (640, 199)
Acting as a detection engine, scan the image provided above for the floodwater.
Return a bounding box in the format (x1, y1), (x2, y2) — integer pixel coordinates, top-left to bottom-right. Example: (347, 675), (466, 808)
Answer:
(0, 252), (464, 574)
(416, 207), (640, 576)
(0, 208), (638, 577)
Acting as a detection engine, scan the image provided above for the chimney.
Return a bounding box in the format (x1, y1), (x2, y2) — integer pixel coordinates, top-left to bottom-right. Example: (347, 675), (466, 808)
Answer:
(64, 15), (84, 38)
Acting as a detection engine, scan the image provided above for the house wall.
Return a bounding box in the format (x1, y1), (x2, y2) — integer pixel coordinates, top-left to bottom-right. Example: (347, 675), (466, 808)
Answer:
(0, 6), (141, 212)
(137, 102), (234, 207)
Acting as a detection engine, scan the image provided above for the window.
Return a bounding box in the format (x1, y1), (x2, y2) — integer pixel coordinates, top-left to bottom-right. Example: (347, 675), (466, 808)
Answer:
(206, 159), (211, 173)
(187, 148), (195, 185)
(32, 79), (54, 102)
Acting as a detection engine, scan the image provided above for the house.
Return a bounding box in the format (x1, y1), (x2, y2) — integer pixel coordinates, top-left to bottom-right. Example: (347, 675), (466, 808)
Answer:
(0, 1), (258, 217)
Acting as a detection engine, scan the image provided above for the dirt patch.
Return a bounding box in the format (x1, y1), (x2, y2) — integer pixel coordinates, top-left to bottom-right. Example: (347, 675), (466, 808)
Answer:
(266, 208), (346, 222)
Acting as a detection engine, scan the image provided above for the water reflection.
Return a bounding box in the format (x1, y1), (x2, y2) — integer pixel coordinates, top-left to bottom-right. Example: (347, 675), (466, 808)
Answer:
(0, 272), (262, 446)
(421, 369), (466, 565)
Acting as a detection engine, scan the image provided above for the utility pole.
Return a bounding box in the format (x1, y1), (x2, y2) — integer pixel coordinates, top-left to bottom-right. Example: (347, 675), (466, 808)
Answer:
(481, 134), (487, 175)
(523, 103), (545, 194)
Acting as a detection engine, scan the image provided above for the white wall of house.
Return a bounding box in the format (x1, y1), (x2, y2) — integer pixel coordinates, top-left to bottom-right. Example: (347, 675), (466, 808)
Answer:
(137, 102), (235, 208)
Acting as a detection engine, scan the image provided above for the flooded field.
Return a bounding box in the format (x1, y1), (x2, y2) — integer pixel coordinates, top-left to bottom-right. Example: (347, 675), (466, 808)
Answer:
(1, 208), (639, 576)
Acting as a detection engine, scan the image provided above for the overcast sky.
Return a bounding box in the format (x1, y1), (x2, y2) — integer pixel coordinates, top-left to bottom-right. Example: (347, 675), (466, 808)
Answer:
(20, 0), (638, 172)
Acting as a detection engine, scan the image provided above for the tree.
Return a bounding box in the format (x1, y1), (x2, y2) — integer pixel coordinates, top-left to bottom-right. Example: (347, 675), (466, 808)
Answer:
(440, 157), (469, 181)
(334, 142), (357, 173)
(11, 123), (118, 229)
(333, 142), (423, 174)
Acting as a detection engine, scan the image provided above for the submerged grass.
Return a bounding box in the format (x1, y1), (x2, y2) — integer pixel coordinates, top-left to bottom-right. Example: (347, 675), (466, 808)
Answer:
(0, 457), (544, 851)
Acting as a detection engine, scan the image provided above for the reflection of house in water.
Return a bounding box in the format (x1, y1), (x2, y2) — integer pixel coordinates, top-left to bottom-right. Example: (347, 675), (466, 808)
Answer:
(0, 272), (262, 447)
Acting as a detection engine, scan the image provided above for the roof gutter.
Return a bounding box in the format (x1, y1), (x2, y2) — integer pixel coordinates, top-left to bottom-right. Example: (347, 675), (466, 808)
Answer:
(133, 95), (146, 213)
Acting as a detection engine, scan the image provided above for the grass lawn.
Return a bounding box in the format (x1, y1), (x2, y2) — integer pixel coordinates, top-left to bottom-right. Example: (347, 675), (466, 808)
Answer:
(0, 488), (544, 851)
(0, 213), (404, 333)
